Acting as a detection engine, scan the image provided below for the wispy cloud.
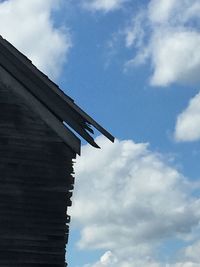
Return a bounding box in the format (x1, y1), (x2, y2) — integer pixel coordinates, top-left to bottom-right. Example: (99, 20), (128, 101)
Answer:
(174, 92), (200, 142)
(71, 136), (200, 266)
(82, 0), (129, 12)
(124, 0), (200, 87)
(0, 0), (72, 79)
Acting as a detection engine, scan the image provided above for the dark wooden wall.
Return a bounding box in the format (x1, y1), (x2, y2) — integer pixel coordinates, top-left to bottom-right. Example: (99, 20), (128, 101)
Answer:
(0, 81), (75, 266)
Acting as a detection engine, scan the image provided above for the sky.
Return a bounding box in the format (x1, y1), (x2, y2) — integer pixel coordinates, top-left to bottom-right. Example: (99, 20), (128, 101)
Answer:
(1, 0), (200, 266)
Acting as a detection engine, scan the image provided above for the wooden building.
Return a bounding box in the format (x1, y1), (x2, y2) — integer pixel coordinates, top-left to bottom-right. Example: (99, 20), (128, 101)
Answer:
(0, 36), (114, 266)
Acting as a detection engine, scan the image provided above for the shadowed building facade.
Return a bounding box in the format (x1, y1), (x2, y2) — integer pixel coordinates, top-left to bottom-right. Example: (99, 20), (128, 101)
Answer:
(0, 36), (114, 267)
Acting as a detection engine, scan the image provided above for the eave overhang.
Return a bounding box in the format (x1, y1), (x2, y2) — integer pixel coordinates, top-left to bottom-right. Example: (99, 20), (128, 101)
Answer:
(0, 36), (114, 154)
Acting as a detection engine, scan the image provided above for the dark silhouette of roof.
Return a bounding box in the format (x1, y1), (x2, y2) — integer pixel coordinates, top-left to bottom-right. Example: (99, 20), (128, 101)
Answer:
(0, 36), (114, 155)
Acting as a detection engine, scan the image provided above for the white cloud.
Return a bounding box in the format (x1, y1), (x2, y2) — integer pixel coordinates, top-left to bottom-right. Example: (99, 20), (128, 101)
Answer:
(174, 92), (200, 142)
(84, 251), (168, 267)
(85, 249), (200, 267)
(148, 0), (178, 24)
(125, 11), (145, 49)
(125, 0), (200, 86)
(70, 136), (200, 266)
(148, 0), (200, 25)
(84, 250), (162, 267)
(150, 30), (200, 86)
(0, 0), (72, 79)
(84, 251), (118, 267)
(82, 0), (129, 12)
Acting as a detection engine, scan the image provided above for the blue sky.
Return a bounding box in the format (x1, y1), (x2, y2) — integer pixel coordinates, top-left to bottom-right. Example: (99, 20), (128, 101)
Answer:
(1, 0), (200, 266)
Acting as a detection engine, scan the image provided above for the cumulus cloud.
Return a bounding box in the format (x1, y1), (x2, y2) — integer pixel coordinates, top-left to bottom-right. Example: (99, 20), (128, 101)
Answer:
(150, 30), (200, 86)
(71, 136), (200, 266)
(148, 0), (200, 25)
(82, 0), (129, 12)
(85, 249), (200, 267)
(0, 0), (72, 79)
(83, 251), (118, 267)
(125, 0), (200, 86)
(174, 92), (200, 142)
(83, 250), (162, 267)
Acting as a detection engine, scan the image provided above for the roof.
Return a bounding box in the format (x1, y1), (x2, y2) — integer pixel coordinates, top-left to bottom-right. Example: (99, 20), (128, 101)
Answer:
(0, 36), (114, 155)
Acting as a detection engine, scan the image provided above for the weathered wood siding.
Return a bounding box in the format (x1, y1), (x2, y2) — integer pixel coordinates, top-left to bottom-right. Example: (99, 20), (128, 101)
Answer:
(0, 81), (75, 266)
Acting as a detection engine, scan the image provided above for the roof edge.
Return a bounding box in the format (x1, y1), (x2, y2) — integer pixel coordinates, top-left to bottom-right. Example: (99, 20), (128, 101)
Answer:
(0, 36), (115, 149)
(0, 65), (81, 155)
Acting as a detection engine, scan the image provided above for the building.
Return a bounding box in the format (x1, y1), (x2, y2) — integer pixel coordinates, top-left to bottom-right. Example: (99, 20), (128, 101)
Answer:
(0, 36), (114, 266)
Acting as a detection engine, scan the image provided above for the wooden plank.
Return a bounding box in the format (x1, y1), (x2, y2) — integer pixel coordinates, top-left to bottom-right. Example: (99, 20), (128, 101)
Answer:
(0, 81), (75, 266)
(0, 66), (81, 154)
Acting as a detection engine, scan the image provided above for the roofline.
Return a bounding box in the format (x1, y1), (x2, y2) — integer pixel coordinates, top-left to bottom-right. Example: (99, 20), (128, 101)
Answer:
(0, 36), (114, 151)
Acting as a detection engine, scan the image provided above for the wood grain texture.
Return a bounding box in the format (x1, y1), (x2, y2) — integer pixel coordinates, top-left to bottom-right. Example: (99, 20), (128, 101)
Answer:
(0, 83), (76, 266)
